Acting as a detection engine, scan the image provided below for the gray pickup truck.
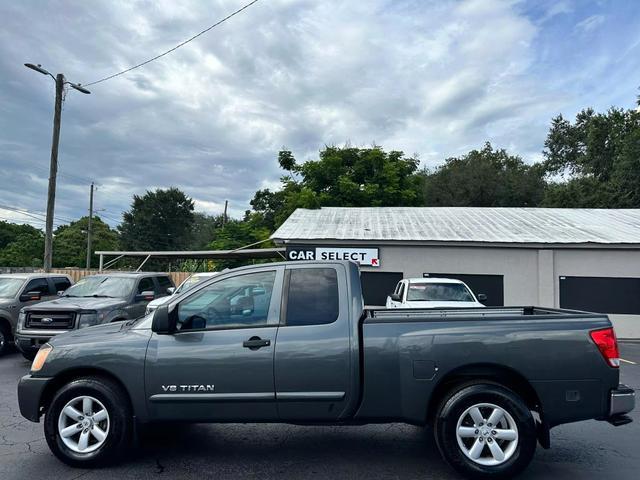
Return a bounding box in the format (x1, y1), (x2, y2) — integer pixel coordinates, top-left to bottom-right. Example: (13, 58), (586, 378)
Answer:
(17, 261), (634, 478)
(15, 272), (173, 360)
(0, 273), (72, 356)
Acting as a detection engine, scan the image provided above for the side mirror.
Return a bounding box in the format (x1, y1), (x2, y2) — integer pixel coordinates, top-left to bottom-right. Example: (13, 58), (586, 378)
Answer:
(477, 293), (487, 302)
(251, 286), (266, 296)
(166, 287), (176, 295)
(136, 290), (155, 302)
(20, 291), (41, 302)
(390, 293), (401, 302)
(151, 305), (176, 334)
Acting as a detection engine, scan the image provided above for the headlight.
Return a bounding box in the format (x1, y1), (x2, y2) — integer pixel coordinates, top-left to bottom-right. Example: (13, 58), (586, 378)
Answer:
(78, 313), (99, 329)
(31, 344), (52, 372)
(17, 311), (26, 330)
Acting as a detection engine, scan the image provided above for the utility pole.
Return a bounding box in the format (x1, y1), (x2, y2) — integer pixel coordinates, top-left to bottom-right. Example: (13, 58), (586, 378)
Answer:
(86, 182), (94, 269)
(24, 63), (90, 272)
(223, 200), (229, 227)
(43, 74), (64, 272)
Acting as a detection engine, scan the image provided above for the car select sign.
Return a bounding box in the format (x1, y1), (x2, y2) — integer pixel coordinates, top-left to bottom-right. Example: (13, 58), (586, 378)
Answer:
(286, 246), (380, 267)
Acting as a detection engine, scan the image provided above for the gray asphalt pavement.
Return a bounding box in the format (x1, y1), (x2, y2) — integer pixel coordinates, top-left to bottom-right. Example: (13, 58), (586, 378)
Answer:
(1, 343), (638, 479)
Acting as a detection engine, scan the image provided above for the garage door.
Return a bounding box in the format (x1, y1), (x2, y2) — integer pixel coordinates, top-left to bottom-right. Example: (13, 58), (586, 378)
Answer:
(360, 271), (403, 306)
(423, 273), (504, 306)
(560, 276), (640, 315)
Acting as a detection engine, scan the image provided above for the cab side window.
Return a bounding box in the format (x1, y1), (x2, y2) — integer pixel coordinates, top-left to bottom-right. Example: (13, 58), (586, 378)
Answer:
(398, 282), (406, 301)
(137, 277), (155, 294)
(286, 268), (339, 326)
(156, 276), (174, 294)
(23, 277), (50, 295)
(53, 277), (71, 292)
(177, 271), (276, 331)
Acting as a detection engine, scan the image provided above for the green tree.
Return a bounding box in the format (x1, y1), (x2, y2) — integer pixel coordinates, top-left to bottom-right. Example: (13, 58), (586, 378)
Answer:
(189, 213), (225, 250)
(207, 215), (274, 270)
(250, 145), (425, 229)
(52, 216), (119, 268)
(0, 221), (44, 267)
(423, 143), (545, 207)
(119, 188), (195, 251)
(541, 105), (640, 207)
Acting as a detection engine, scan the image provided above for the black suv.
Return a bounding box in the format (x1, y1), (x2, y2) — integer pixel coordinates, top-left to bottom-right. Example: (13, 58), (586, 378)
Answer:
(15, 272), (173, 359)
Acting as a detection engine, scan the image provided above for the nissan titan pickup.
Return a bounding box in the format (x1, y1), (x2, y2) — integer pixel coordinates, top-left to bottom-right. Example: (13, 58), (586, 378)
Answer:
(17, 261), (634, 478)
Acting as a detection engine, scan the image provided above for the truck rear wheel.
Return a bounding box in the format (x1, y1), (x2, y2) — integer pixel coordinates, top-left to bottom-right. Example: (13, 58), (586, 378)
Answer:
(0, 323), (10, 356)
(44, 376), (131, 467)
(434, 382), (536, 479)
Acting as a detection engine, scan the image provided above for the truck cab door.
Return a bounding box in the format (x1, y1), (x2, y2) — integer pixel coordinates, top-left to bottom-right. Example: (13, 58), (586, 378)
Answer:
(145, 267), (284, 421)
(274, 264), (356, 421)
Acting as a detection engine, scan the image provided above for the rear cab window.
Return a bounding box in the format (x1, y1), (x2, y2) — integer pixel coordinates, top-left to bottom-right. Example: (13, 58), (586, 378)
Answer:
(285, 268), (339, 326)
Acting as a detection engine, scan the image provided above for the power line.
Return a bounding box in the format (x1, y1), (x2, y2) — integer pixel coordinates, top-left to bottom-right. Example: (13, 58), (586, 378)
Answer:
(84, 0), (260, 87)
(0, 204), (75, 224)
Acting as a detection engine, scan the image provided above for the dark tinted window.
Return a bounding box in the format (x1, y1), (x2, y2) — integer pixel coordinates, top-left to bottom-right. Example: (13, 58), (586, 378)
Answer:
(137, 277), (155, 294)
(286, 268), (339, 326)
(53, 277), (71, 292)
(156, 276), (174, 292)
(24, 277), (50, 295)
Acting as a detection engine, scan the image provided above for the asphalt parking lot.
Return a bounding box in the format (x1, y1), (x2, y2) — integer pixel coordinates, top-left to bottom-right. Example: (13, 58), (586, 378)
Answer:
(0, 343), (638, 480)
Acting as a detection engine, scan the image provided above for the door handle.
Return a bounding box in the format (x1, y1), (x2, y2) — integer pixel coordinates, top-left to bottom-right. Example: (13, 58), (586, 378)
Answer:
(243, 336), (271, 350)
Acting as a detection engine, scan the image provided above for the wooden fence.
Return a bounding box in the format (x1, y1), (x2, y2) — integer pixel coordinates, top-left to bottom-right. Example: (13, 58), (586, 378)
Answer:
(47, 268), (193, 286)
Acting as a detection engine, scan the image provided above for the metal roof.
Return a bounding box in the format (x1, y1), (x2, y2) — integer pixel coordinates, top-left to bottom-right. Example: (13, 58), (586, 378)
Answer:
(271, 207), (640, 246)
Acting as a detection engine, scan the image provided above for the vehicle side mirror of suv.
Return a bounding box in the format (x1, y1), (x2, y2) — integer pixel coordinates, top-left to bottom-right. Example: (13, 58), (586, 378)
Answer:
(151, 305), (176, 334)
(136, 290), (155, 302)
(390, 293), (401, 302)
(166, 287), (176, 295)
(477, 293), (488, 302)
(20, 291), (41, 302)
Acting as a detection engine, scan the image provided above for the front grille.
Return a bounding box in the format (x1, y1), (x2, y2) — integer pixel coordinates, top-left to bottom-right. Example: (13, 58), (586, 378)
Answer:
(26, 311), (75, 329)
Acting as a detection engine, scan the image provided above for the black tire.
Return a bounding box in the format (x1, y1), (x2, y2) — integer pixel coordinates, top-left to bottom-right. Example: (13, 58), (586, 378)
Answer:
(21, 350), (37, 361)
(0, 323), (10, 356)
(434, 382), (536, 479)
(44, 376), (132, 467)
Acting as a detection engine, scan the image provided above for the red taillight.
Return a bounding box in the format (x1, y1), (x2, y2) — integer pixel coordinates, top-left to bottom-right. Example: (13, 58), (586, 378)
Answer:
(590, 327), (620, 368)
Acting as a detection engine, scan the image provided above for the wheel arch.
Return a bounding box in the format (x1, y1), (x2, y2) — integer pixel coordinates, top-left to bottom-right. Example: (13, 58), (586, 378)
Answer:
(41, 367), (135, 419)
(0, 314), (13, 340)
(426, 363), (543, 427)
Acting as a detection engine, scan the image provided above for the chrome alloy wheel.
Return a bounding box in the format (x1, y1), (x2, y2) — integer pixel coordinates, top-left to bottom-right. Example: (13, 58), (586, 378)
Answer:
(455, 402), (519, 466)
(57, 396), (110, 453)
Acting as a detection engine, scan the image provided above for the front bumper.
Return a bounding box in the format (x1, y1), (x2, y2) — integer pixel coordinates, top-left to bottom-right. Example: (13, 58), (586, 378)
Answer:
(607, 384), (635, 426)
(17, 374), (53, 422)
(15, 334), (52, 355)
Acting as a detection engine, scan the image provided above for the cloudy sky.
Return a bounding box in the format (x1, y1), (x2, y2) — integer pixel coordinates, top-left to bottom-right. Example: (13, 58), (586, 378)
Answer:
(1, 0), (639, 229)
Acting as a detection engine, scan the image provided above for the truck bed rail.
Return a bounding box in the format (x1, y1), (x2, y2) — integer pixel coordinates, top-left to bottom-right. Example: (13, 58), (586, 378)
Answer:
(366, 306), (603, 321)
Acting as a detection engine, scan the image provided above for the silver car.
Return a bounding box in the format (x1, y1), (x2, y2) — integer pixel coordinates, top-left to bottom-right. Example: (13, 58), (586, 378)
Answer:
(0, 273), (72, 356)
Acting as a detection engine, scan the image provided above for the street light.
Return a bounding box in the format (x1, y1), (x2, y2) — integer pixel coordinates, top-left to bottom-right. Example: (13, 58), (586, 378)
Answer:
(24, 63), (90, 272)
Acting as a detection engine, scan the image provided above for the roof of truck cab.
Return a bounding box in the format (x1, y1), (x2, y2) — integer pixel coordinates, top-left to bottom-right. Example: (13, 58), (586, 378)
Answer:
(271, 207), (640, 247)
(0, 273), (71, 279)
(404, 278), (466, 284)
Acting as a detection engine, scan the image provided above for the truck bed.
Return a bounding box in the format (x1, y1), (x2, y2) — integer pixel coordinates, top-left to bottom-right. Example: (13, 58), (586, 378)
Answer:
(365, 306), (601, 321)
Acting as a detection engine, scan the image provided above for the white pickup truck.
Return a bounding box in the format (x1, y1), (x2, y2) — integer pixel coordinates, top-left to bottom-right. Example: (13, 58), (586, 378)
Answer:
(386, 277), (486, 309)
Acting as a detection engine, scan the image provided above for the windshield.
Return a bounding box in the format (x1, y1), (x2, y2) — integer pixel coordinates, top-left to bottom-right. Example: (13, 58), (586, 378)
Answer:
(406, 283), (475, 302)
(175, 275), (208, 294)
(0, 278), (24, 298)
(63, 276), (135, 298)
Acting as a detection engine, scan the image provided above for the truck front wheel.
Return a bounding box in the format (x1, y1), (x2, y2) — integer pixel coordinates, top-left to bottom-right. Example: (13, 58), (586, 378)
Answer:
(434, 382), (536, 479)
(44, 376), (131, 467)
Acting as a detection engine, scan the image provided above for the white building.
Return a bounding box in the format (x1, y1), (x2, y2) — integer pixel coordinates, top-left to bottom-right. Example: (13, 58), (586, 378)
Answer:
(272, 207), (640, 339)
